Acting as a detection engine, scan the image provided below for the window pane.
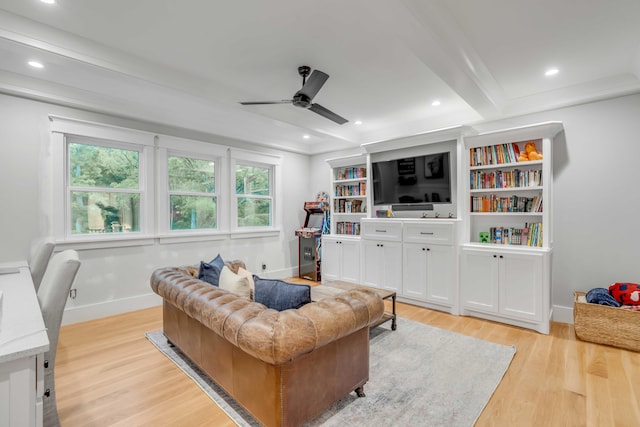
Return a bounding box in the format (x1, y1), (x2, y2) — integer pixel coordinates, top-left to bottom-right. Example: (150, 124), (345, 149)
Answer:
(236, 165), (270, 196)
(170, 195), (217, 230)
(69, 143), (139, 189)
(168, 156), (215, 193)
(237, 197), (271, 227)
(70, 191), (140, 234)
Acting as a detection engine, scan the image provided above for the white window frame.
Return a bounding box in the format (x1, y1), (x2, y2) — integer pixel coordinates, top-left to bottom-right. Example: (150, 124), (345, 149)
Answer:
(156, 136), (228, 242)
(51, 116), (155, 249)
(230, 148), (282, 238)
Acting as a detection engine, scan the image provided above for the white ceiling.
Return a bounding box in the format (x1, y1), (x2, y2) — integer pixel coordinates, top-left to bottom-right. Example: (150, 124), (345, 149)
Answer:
(1, 0), (639, 154)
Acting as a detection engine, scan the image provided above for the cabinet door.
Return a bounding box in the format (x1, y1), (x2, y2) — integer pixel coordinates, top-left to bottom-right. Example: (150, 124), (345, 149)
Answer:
(403, 243), (428, 300)
(340, 239), (360, 283)
(461, 249), (499, 314)
(361, 240), (384, 289)
(426, 245), (455, 305)
(321, 237), (341, 283)
(361, 240), (401, 292)
(500, 252), (543, 322)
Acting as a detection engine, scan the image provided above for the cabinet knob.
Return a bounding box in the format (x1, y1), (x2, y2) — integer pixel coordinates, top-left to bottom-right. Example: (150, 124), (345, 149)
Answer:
(499, 255), (504, 259)
(44, 389), (50, 398)
(422, 248), (426, 251)
(493, 254), (497, 258)
(44, 359), (49, 368)
(427, 248), (430, 251)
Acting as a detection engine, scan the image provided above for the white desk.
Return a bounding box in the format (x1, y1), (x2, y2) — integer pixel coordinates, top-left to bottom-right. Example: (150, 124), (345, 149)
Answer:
(0, 262), (49, 427)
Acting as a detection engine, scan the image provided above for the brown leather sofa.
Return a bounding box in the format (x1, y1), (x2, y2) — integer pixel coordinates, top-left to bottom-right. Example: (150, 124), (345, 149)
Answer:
(150, 265), (384, 427)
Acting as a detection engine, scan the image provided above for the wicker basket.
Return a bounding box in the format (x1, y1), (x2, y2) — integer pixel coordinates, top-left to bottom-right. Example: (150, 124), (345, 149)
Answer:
(573, 292), (640, 352)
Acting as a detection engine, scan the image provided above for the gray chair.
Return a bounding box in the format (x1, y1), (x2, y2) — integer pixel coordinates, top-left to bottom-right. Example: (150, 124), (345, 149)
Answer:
(29, 238), (55, 292)
(37, 250), (81, 427)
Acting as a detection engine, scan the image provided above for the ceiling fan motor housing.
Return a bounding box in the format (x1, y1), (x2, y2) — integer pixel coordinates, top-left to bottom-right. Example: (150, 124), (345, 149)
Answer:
(292, 93), (311, 108)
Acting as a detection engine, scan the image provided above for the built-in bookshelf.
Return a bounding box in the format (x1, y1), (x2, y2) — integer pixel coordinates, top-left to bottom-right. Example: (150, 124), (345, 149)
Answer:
(326, 155), (368, 236)
(466, 134), (551, 248)
(460, 122), (564, 335)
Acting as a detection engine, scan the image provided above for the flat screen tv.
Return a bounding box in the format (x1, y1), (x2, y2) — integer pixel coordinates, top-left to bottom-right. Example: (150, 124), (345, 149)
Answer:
(372, 152), (452, 206)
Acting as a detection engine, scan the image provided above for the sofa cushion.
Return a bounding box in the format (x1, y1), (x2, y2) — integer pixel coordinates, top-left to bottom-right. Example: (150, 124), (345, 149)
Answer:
(198, 254), (225, 286)
(237, 267), (255, 299)
(254, 276), (311, 311)
(219, 266), (252, 299)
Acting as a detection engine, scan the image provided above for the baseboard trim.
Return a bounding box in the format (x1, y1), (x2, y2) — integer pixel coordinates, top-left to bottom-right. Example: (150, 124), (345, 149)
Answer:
(551, 304), (574, 325)
(61, 293), (162, 325)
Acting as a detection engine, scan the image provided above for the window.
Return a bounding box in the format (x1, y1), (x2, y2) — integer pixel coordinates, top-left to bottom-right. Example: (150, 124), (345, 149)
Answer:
(230, 149), (281, 233)
(235, 163), (272, 227)
(68, 141), (142, 234)
(51, 116), (155, 245)
(168, 155), (217, 230)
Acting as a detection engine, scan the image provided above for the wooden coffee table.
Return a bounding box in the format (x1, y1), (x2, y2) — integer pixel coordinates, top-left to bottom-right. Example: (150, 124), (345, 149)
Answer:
(311, 280), (397, 330)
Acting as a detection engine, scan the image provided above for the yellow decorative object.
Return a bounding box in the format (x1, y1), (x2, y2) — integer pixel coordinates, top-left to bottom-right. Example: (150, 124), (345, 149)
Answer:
(519, 141), (542, 161)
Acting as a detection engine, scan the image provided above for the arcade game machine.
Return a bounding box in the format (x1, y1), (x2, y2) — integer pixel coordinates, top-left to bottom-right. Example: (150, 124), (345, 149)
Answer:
(295, 193), (329, 281)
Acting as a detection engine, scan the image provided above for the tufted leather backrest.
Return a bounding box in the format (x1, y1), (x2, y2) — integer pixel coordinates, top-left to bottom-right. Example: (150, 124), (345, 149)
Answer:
(150, 266), (384, 365)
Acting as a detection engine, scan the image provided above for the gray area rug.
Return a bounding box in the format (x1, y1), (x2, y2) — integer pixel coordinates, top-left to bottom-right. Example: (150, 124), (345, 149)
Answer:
(146, 318), (515, 426)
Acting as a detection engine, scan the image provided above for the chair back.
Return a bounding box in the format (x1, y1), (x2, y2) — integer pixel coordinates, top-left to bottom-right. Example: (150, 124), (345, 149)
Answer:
(37, 249), (80, 427)
(29, 238), (55, 292)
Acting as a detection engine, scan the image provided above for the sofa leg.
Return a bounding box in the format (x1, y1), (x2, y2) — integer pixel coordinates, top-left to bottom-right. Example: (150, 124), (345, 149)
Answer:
(167, 339), (175, 347)
(355, 386), (365, 397)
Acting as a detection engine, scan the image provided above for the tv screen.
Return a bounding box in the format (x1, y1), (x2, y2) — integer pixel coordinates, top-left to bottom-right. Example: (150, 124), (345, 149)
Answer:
(372, 152), (452, 205)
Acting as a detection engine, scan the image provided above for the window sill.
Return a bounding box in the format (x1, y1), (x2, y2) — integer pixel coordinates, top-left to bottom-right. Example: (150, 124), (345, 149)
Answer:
(55, 234), (155, 251)
(157, 232), (229, 245)
(230, 228), (281, 239)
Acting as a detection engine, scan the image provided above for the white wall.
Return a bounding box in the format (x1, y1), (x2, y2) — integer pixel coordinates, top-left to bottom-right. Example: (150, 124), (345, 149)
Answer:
(311, 93), (640, 322)
(0, 93), (314, 324)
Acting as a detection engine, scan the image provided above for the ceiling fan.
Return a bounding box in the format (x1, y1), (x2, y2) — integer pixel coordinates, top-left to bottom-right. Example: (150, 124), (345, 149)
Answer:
(240, 65), (348, 125)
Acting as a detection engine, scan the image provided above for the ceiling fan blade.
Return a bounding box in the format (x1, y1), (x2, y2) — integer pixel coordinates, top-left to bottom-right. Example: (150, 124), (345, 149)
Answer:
(309, 103), (348, 125)
(297, 70), (329, 100)
(240, 100), (292, 105)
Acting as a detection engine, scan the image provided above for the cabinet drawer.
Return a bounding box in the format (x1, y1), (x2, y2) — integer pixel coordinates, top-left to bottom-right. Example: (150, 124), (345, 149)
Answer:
(403, 222), (454, 245)
(361, 220), (402, 241)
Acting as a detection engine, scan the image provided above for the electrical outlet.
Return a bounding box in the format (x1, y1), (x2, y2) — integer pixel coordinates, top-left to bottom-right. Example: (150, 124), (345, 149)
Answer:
(69, 288), (77, 299)
(261, 263), (267, 271)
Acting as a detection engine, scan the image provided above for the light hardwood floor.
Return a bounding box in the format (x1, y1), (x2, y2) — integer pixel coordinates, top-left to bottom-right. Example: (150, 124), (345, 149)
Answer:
(56, 285), (640, 427)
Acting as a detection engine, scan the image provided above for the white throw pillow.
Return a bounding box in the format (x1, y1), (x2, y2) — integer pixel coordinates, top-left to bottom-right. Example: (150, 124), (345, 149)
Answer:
(219, 266), (251, 299)
(237, 267), (255, 299)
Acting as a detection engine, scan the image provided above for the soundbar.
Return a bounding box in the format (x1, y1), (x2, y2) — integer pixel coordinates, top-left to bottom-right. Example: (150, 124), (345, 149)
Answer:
(391, 203), (434, 211)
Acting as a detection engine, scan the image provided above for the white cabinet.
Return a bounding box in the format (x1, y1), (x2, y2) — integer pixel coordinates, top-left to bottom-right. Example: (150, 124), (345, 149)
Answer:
(402, 220), (458, 314)
(321, 236), (360, 284)
(361, 239), (402, 292)
(461, 247), (550, 334)
(461, 122), (562, 334)
(360, 219), (403, 292)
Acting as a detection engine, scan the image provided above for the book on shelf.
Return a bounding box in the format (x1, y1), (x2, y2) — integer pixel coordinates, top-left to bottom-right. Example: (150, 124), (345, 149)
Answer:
(470, 142), (529, 167)
(486, 222), (542, 246)
(470, 168), (542, 190)
(470, 195), (543, 213)
(336, 167), (367, 180)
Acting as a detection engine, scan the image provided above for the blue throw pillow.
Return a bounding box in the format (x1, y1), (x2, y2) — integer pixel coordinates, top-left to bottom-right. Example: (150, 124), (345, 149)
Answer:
(253, 276), (311, 311)
(198, 254), (225, 286)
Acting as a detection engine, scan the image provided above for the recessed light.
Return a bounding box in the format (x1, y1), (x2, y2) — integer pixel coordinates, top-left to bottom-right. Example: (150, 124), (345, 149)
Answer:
(303, 134), (310, 139)
(354, 120), (363, 125)
(432, 100), (441, 107)
(545, 68), (559, 77)
(28, 61), (44, 69)
(40, 0), (56, 4)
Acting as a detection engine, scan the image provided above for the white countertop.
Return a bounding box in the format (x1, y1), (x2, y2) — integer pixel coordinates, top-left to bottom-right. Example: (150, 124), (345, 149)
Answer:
(0, 264), (49, 363)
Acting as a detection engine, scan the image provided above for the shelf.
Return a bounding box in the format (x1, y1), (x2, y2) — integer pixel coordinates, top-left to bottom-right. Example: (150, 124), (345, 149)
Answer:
(333, 212), (366, 216)
(334, 178), (367, 184)
(463, 242), (551, 253)
(334, 195), (367, 199)
(469, 160), (542, 171)
(470, 186), (542, 193)
(470, 212), (542, 216)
